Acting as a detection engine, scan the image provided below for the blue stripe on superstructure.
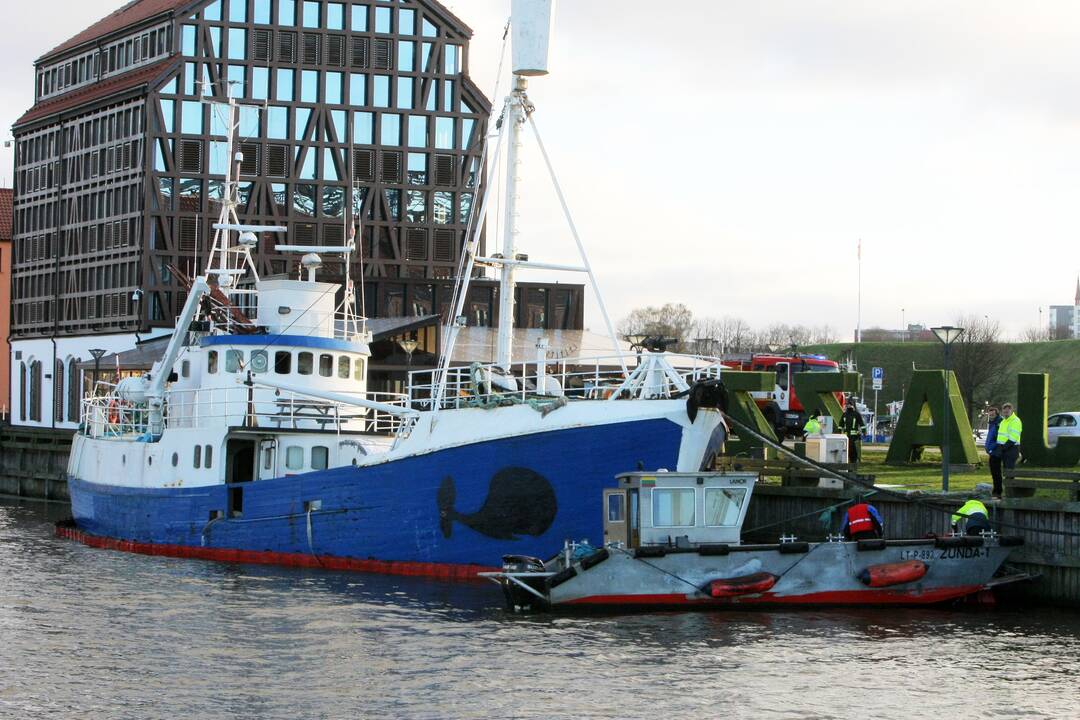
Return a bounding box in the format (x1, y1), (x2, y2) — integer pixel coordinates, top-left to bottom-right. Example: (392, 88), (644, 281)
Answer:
(68, 417), (684, 567)
(200, 334), (366, 352)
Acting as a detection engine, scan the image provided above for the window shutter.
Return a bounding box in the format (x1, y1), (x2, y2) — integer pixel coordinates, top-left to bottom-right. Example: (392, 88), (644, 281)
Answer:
(277, 31), (297, 63)
(433, 229), (455, 262)
(407, 228), (428, 260)
(326, 35), (345, 67)
(179, 140), (202, 173)
(239, 141), (261, 175)
(380, 151), (401, 183)
(266, 144), (288, 177)
(372, 39), (392, 70)
(302, 33), (321, 64)
(350, 37), (369, 68)
(178, 217), (198, 253)
(253, 30), (272, 62)
(352, 149), (374, 181)
(434, 154), (455, 186)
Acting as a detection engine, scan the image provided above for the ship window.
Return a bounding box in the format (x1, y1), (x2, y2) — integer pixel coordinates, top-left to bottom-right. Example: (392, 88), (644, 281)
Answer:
(337, 356), (350, 378)
(226, 349), (244, 373)
(607, 494), (625, 522)
(204, 445), (213, 469)
(705, 488), (746, 527)
(354, 357), (365, 381)
(194, 445), (202, 469)
(652, 488), (695, 527)
(263, 448), (273, 470)
(172, 453), (178, 467)
(319, 354), (333, 377)
(311, 446), (328, 470)
(250, 350), (269, 373)
(286, 446), (303, 469)
(208, 351), (218, 374)
(275, 351), (292, 374)
(298, 352), (313, 375)
(181, 360), (190, 378)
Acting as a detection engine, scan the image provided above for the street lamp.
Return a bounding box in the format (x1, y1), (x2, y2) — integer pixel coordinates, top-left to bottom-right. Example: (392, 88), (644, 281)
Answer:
(89, 348), (107, 396)
(931, 326), (964, 492)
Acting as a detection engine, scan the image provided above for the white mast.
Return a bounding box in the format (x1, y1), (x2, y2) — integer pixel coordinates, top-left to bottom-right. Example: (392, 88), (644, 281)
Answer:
(494, 0), (556, 372)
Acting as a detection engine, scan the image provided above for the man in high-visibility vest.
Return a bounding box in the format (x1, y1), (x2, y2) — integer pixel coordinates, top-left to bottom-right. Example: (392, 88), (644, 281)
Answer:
(994, 402), (1023, 497)
(802, 410), (822, 439)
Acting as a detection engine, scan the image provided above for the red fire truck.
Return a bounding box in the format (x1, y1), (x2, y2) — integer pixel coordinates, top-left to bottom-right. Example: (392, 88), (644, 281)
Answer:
(726, 354), (843, 438)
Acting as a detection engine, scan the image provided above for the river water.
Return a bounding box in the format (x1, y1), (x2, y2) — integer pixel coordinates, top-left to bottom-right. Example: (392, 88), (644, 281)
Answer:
(2, 499), (1079, 720)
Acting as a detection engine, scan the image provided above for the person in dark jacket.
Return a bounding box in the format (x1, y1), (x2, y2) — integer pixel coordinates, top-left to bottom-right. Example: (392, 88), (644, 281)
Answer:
(839, 400), (866, 464)
(985, 406), (1003, 498)
(840, 497), (884, 541)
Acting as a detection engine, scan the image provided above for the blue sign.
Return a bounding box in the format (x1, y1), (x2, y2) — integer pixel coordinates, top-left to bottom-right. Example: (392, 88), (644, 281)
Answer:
(872, 367), (884, 380)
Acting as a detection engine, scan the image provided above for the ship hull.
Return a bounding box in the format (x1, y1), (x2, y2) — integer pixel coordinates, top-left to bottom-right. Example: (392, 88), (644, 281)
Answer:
(538, 540), (1015, 609)
(66, 417), (692, 575)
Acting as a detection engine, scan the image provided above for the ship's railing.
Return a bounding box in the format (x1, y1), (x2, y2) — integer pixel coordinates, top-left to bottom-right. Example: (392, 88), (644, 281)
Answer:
(407, 353), (726, 411)
(81, 385), (408, 439)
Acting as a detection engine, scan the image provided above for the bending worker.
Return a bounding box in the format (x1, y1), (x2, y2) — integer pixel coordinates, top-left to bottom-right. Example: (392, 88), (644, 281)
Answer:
(841, 497), (884, 541)
(951, 497), (991, 536)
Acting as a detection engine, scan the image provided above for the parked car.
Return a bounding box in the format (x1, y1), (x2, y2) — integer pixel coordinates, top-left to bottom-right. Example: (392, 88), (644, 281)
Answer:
(1047, 412), (1080, 447)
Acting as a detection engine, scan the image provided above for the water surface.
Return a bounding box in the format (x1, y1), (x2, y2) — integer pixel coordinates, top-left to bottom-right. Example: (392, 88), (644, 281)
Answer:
(1, 499), (1077, 719)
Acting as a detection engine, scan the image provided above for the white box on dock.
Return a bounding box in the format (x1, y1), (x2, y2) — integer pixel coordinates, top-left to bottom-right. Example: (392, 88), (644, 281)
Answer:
(805, 434), (849, 464)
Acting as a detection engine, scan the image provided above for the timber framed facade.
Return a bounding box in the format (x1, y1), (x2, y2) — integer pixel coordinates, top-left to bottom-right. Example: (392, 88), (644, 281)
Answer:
(9, 0), (584, 427)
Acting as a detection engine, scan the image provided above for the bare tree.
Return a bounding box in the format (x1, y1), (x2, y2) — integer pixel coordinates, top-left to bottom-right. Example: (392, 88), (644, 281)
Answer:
(694, 316), (755, 355)
(949, 314), (1011, 422)
(618, 303), (695, 350)
(1021, 325), (1051, 342)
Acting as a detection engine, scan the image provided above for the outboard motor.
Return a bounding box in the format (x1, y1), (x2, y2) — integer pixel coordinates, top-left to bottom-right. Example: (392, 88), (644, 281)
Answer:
(499, 555), (548, 612)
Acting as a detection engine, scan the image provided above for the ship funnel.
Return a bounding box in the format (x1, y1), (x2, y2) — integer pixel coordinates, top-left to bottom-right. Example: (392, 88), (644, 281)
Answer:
(511, 0), (556, 76)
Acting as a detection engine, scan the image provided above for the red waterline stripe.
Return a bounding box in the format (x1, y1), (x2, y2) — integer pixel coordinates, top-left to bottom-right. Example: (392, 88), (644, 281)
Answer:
(56, 526), (499, 582)
(562, 585), (984, 607)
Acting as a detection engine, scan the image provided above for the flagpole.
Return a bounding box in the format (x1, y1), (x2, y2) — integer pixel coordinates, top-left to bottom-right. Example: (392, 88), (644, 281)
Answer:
(857, 238), (862, 343)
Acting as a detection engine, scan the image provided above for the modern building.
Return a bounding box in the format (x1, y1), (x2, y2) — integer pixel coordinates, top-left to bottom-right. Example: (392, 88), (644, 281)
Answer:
(1049, 279), (1080, 340)
(0, 188), (12, 421)
(9, 0), (584, 428)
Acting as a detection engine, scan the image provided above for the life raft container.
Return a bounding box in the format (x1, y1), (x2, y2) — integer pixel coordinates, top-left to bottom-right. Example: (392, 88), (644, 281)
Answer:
(707, 572), (778, 598)
(857, 560), (927, 588)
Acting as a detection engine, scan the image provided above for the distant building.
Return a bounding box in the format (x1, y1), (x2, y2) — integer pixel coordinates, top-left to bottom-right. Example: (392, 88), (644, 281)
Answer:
(0, 188), (11, 420)
(1048, 278), (1080, 339)
(9, 0), (584, 428)
(856, 324), (934, 342)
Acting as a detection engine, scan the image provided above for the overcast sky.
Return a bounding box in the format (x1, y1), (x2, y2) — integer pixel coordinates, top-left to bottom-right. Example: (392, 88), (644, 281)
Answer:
(5, 1), (1080, 338)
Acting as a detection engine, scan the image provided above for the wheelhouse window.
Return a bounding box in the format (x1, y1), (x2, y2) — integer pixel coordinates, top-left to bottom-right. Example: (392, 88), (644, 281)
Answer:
(286, 446), (303, 470)
(651, 488), (695, 527)
(704, 488), (746, 527)
(194, 445), (202, 469)
(275, 351), (292, 374)
(353, 357), (365, 381)
(337, 356), (350, 379)
(607, 494), (625, 522)
(204, 444), (213, 469)
(250, 350), (269, 373)
(319, 354), (333, 377)
(225, 349), (244, 373)
(311, 446), (329, 470)
(207, 351), (218, 374)
(298, 352), (313, 375)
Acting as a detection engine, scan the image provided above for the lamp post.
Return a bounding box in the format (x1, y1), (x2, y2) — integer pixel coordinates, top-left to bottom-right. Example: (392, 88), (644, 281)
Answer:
(931, 326), (964, 492)
(395, 338), (414, 395)
(89, 348), (107, 397)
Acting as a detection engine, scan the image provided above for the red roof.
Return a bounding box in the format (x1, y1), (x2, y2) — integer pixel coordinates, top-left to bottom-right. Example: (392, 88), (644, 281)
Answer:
(0, 189), (12, 241)
(16, 59), (175, 127)
(40, 0), (191, 61)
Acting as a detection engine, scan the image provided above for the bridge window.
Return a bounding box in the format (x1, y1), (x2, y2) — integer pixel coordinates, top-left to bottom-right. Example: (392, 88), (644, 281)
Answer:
(319, 354), (333, 377)
(337, 356), (350, 379)
(705, 488), (746, 527)
(353, 357), (365, 382)
(208, 351), (218, 374)
(311, 446), (328, 470)
(181, 360), (190, 378)
(298, 352), (313, 375)
(225, 349), (244, 373)
(194, 445), (201, 469)
(286, 446), (303, 470)
(250, 350), (268, 373)
(652, 488), (695, 527)
(275, 351), (292, 374)
(204, 444), (213, 469)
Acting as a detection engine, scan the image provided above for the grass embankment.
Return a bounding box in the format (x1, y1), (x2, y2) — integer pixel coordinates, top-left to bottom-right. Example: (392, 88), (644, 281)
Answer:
(802, 339), (1080, 414)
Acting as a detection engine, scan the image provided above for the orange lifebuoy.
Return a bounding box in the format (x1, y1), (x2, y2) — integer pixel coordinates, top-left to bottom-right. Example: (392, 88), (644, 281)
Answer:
(707, 572), (778, 598)
(858, 560), (927, 588)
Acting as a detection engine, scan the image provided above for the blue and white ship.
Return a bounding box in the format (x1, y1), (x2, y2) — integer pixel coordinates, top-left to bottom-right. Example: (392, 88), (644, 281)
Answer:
(63, 1), (729, 578)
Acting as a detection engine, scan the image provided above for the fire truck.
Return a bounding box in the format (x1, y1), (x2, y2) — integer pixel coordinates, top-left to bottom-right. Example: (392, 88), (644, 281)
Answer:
(725, 354), (843, 438)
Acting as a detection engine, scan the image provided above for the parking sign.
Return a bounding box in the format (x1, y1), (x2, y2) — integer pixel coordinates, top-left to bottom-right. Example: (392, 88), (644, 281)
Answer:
(872, 367), (883, 390)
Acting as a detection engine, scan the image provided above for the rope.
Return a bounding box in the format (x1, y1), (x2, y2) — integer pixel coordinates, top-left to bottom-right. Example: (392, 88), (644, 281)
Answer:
(722, 413), (1080, 540)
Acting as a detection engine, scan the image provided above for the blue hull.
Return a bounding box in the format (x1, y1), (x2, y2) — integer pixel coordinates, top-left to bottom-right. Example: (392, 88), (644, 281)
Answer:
(69, 418), (683, 569)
